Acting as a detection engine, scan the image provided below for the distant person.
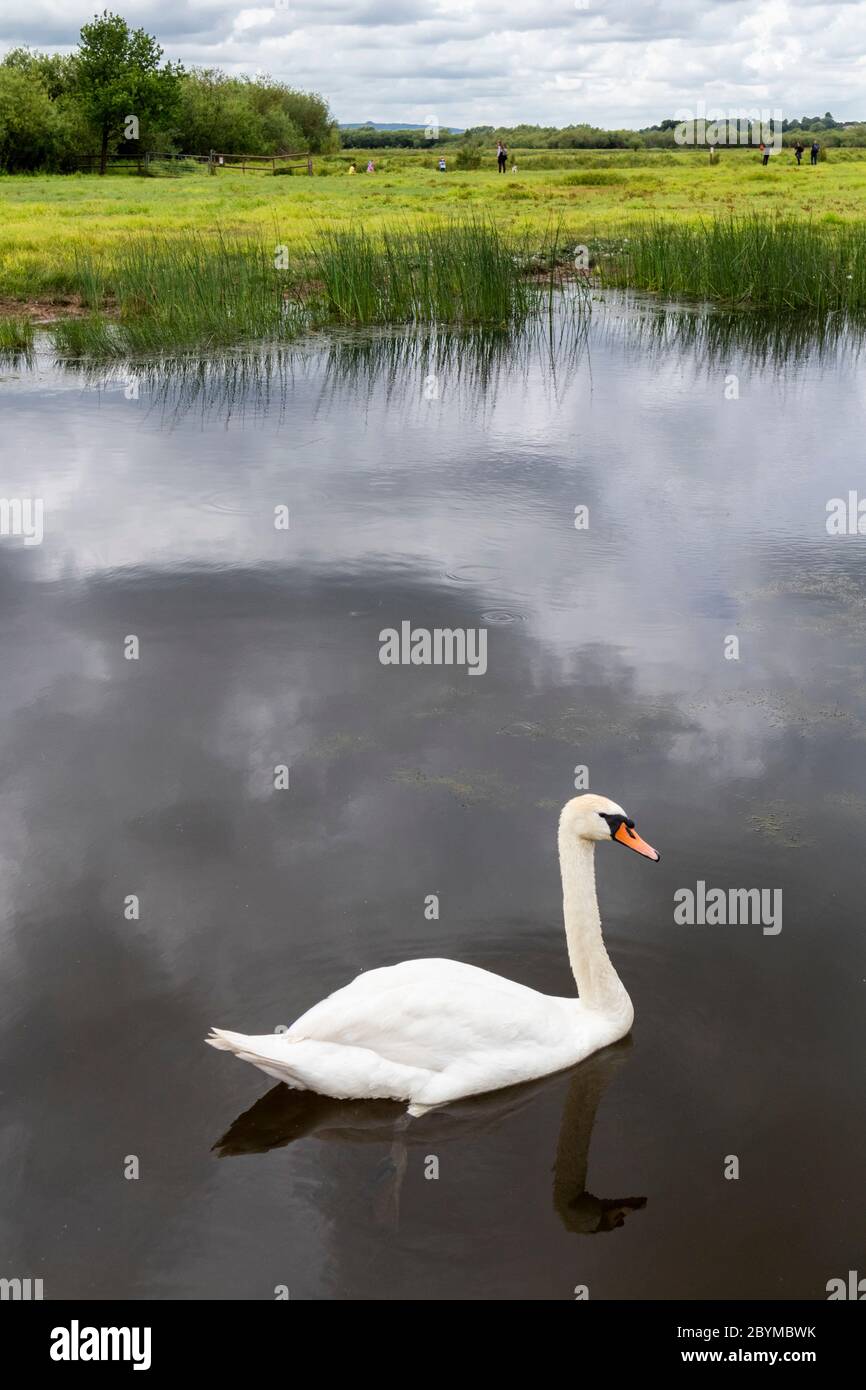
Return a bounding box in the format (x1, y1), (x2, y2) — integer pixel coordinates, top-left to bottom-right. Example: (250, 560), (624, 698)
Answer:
(438, 156), (446, 172)
(366, 160), (375, 173)
(810, 140), (820, 165)
(497, 142), (507, 173)
(794, 141), (804, 165)
(761, 142), (771, 166)
(348, 163), (356, 175)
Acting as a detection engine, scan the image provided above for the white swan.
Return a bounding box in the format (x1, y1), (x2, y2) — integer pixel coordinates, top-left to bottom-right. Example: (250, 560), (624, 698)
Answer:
(207, 794), (660, 1115)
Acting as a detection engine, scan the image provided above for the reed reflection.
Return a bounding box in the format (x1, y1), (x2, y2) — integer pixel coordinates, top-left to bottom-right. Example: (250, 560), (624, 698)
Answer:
(42, 290), (866, 429)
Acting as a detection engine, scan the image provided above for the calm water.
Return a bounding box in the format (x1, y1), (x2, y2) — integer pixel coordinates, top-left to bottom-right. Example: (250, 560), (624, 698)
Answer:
(1, 299), (864, 1300)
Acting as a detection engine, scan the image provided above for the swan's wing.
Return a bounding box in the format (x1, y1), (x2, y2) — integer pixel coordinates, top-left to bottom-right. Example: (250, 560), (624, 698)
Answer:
(288, 958), (570, 1071)
(207, 1029), (432, 1101)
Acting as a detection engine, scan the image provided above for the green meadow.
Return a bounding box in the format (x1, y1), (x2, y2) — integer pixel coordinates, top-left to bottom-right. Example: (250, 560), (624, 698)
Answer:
(2, 146), (866, 353)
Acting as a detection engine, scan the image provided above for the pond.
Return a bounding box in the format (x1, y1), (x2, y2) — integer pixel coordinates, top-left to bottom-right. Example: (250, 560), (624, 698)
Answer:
(1, 297), (864, 1299)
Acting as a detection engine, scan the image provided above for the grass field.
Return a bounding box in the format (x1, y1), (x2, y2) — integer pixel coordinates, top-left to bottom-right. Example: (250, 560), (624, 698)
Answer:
(2, 146), (865, 308)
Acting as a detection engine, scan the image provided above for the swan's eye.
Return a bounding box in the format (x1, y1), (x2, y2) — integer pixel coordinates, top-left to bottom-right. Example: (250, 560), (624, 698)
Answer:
(599, 812), (632, 837)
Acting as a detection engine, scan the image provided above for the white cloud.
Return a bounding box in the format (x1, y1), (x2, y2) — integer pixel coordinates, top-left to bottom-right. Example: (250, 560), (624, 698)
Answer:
(0, 0), (861, 126)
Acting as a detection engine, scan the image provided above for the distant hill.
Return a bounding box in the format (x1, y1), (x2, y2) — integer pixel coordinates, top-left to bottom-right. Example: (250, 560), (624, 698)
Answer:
(340, 121), (465, 133)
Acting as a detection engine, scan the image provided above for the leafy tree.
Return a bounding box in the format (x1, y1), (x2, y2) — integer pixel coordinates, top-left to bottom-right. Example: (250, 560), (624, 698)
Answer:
(0, 67), (56, 170)
(2, 47), (79, 101)
(76, 10), (182, 172)
(0, 49), (95, 170)
(270, 84), (339, 153)
(175, 69), (337, 156)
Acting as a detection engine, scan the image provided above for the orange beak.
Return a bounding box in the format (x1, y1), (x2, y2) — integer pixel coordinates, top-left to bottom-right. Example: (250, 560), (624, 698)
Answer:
(613, 821), (660, 862)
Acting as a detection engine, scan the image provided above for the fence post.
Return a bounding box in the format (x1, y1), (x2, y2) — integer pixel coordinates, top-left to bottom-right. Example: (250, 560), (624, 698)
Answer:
(307, 157), (313, 176)
(208, 149), (216, 176)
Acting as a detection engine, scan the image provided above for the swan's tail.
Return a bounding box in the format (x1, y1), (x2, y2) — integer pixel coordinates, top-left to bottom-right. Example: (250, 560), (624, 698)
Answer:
(205, 1028), (312, 1089)
(206, 1028), (251, 1053)
(206, 1028), (429, 1102)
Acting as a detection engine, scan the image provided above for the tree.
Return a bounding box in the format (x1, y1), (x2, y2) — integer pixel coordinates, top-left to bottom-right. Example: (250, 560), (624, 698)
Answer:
(175, 69), (337, 156)
(2, 47), (79, 101)
(76, 10), (182, 172)
(0, 67), (56, 170)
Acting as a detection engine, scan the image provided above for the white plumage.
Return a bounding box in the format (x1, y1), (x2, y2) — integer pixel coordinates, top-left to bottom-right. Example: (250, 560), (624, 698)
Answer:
(207, 794), (659, 1115)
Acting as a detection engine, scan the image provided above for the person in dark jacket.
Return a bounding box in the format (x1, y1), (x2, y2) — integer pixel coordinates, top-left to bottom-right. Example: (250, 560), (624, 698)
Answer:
(810, 140), (820, 165)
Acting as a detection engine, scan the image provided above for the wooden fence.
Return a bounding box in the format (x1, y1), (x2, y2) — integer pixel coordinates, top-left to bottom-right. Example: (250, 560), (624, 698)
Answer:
(61, 151), (314, 176)
(64, 154), (150, 173)
(207, 151), (314, 176)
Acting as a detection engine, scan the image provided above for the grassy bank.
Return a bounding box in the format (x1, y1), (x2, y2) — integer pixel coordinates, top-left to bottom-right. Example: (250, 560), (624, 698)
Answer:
(6, 213), (866, 361)
(41, 221), (571, 358)
(2, 148), (866, 307)
(3, 155), (866, 357)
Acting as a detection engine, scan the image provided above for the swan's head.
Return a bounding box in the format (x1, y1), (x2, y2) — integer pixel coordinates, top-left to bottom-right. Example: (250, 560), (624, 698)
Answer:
(560, 794), (660, 862)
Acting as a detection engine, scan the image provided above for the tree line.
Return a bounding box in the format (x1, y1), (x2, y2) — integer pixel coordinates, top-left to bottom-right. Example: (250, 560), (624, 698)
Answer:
(345, 115), (866, 152)
(0, 10), (338, 173)
(461, 116), (866, 150)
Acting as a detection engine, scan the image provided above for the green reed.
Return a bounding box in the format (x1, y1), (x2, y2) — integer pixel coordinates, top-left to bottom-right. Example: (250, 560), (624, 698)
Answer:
(0, 316), (34, 360)
(306, 220), (551, 326)
(598, 217), (866, 312)
(49, 221), (570, 359)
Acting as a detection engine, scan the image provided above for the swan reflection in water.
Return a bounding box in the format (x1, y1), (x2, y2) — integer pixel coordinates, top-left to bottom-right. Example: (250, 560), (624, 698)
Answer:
(213, 1038), (645, 1236)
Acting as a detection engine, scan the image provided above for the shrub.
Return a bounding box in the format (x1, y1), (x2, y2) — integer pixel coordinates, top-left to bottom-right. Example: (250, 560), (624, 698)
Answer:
(453, 145), (483, 170)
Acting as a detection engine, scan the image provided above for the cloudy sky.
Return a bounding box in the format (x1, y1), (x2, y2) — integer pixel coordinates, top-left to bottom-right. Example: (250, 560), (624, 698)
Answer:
(0, 1), (862, 129)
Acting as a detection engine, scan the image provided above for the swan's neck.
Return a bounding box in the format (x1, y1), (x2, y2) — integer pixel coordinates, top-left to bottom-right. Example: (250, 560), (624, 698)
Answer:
(558, 832), (632, 1018)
